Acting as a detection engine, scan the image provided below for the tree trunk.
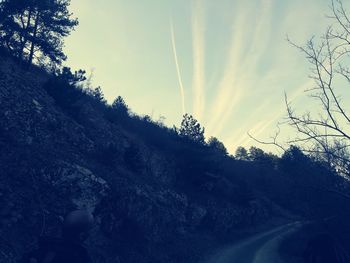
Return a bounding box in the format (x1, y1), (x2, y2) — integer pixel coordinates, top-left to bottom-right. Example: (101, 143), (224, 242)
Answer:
(28, 11), (39, 65)
(19, 8), (32, 61)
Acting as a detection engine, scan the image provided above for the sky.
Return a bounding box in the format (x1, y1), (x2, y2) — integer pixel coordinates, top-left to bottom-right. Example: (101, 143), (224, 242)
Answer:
(64, 0), (334, 154)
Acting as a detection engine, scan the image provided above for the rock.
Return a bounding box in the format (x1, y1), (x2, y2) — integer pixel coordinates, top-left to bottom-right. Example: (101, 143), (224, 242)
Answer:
(45, 163), (110, 212)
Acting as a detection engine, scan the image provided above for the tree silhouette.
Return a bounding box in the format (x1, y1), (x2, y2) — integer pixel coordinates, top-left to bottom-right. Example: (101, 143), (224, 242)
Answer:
(248, 147), (265, 161)
(235, 146), (249, 160)
(91, 86), (106, 104)
(0, 0), (78, 65)
(58, 66), (86, 85)
(179, 114), (205, 144)
(208, 136), (227, 156)
(112, 96), (129, 115)
(284, 0), (350, 176)
(247, 0), (350, 176)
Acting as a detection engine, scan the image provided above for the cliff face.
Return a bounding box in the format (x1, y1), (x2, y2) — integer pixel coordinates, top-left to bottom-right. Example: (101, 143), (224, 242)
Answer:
(0, 55), (285, 263)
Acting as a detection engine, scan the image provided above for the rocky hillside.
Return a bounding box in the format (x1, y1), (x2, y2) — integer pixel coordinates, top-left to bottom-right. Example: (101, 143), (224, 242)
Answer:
(0, 53), (291, 263)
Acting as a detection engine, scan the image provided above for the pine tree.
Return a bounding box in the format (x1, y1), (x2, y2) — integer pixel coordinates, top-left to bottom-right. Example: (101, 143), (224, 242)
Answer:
(179, 114), (205, 144)
(208, 136), (227, 155)
(112, 96), (128, 114)
(235, 146), (249, 160)
(91, 86), (106, 104)
(0, 0), (78, 65)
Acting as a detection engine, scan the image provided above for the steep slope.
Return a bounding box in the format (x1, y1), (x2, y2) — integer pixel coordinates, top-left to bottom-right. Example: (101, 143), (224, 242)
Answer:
(0, 54), (289, 263)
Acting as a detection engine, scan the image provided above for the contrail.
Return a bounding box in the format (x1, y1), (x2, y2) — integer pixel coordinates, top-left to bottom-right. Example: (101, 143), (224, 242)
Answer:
(170, 19), (186, 115)
(192, 0), (205, 121)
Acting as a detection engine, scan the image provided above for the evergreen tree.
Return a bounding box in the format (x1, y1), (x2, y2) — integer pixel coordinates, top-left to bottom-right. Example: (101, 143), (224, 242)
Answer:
(235, 146), (249, 160)
(58, 66), (86, 85)
(208, 136), (227, 156)
(112, 96), (129, 114)
(0, 0), (78, 65)
(179, 114), (205, 144)
(248, 146), (266, 161)
(91, 86), (106, 104)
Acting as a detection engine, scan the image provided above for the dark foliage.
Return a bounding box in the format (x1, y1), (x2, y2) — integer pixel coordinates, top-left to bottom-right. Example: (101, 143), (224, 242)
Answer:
(123, 142), (143, 173)
(178, 114), (205, 144)
(248, 146), (278, 167)
(44, 67), (87, 112)
(112, 96), (128, 115)
(279, 146), (313, 175)
(104, 96), (129, 124)
(0, 0), (78, 65)
(57, 66), (86, 85)
(235, 146), (249, 160)
(208, 136), (228, 156)
(89, 86), (106, 105)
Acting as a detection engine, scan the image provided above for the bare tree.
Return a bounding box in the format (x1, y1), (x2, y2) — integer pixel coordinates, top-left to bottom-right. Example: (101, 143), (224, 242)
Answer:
(279, 0), (350, 175)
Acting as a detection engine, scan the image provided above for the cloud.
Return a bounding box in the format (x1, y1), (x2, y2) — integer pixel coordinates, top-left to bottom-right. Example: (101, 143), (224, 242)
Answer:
(204, 10), (247, 136)
(191, 0), (206, 121)
(170, 18), (186, 115)
(226, 79), (314, 151)
(206, 0), (273, 137)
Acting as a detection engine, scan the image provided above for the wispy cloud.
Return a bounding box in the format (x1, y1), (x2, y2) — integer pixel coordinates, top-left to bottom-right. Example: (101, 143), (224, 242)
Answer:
(170, 18), (186, 115)
(224, 98), (274, 151)
(206, 0), (273, 137)
(192, 0), (205, 121)
(226, 79), (314, 151)
(204, 10), (246, 136)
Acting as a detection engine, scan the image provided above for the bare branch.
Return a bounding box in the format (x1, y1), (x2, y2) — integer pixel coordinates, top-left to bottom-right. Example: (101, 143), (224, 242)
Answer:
(247, 126), (286, 152)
